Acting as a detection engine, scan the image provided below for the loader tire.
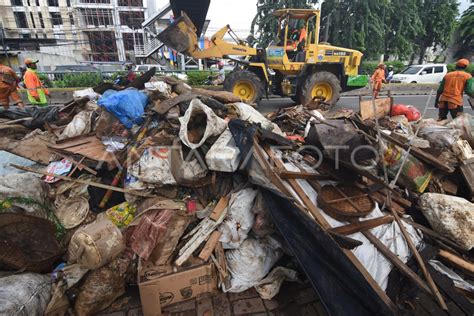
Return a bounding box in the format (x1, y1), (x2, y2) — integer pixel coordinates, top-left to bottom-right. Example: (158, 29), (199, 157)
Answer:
(300, 71), (341, 106)
(224, 70), (264, 105)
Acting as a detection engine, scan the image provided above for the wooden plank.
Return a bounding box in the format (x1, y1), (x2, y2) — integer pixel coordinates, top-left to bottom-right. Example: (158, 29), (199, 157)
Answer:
(277, 169), (322, 180)
(52, 151), (98, 176)
(260, 144), (397, 313)
(362, 230), (431, 294)
(198, 231), (222, 261)
(427, 265), (474, 315)
(389, 209), (448, 310)
(330, 216), (394, 236)
(438, 250), (474, 275)
(209, 196), (230, 222)
(335, 184), (446, 310)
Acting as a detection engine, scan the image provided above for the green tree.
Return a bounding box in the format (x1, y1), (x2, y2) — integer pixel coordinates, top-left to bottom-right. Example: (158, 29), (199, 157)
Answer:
(455, 5), (474, 59)
(414, 0), (458, 64)
(383, 0), (424, 61)
(250, 0), (319, 48)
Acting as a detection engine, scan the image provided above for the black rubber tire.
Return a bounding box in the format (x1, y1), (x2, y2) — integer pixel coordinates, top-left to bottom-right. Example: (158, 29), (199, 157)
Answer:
(223, 69), (264, 104)
(300, 71), (341, 106)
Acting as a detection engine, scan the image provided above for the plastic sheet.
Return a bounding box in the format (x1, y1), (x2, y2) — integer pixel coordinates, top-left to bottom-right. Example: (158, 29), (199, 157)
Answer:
(418, 124), (460, 149)
(0, 106), (59, 129)
(97, 88), (148, 129)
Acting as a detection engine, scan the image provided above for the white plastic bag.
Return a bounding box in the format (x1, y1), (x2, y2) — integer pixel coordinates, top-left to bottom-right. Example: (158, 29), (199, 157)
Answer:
(445, 113), (474, 147)
(205, 128), (241, 172)
(145, 81), (172, 98)
(0, 273), (52, 316)
(179, 98), (227, 149)
(230, 102), (283, 134)
(418, 124), (460, 149)
(73, 88), (99, 100)
(128, 147), (176, 185)
(419, 193), (473, 250)
(225, 237), (282, 293)
(219, 188), (258, 249)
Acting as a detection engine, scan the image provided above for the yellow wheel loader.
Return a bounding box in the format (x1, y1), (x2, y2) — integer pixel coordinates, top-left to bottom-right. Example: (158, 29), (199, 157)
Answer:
(159, 1), (368, 106)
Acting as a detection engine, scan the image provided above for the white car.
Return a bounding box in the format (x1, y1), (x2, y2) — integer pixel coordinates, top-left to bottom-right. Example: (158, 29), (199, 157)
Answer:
(392, 64), (447, 84)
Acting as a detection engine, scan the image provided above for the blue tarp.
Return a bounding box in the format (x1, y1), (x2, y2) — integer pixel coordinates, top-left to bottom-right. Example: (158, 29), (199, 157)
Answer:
(98, 88), (148, 129)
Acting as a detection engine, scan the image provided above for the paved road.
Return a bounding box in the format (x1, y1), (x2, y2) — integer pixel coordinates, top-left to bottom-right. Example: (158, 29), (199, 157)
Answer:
(259, 95), (473, 119)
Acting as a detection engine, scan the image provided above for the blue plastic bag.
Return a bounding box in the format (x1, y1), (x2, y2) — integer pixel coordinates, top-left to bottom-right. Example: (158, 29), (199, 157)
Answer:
(97, 88), (148, 129)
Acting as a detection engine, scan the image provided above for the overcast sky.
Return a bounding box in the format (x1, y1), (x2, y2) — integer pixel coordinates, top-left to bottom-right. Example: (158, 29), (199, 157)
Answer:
(156, 0), (472, 38)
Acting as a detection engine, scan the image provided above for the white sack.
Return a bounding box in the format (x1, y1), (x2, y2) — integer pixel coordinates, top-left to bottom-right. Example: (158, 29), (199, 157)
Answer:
(225, 237), (282, 293)
(219, 188), (258, 249)
(60, 110), (94, 140)
(179, 98), (227, 149)
(419, 193), (473, 250)
(128, 147), (176, 185)
(0, 273), (52, 316)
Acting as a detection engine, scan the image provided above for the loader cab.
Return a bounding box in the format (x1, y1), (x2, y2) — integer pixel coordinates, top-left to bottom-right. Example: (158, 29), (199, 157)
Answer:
(267, 9), (320, 74)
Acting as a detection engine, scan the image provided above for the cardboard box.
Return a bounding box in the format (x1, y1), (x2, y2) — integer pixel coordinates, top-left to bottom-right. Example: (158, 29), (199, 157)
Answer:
(138, 260), (217, 316)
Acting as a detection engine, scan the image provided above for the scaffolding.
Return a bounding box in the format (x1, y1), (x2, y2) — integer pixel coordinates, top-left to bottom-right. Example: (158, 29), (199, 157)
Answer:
(72, 0), (146, 62)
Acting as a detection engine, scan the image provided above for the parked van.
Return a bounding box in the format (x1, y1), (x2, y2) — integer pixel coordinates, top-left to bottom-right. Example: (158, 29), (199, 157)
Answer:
(392, 64), (447, 84)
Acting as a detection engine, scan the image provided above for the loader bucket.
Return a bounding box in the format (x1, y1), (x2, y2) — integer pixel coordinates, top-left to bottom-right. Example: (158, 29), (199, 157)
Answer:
(170, 0), (210, 37)
(158, 14), (199, 54)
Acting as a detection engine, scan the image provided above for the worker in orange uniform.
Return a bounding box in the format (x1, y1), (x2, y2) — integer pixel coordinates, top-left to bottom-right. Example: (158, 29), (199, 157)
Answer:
(23, 58), (49, 106)
(436, 58), (473, 120)
(370, 63), (386, 98)
(0, 62), (24, 110)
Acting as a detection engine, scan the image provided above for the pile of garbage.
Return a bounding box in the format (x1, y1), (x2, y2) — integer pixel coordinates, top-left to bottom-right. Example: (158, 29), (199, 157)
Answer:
(0, 70), (472, 316)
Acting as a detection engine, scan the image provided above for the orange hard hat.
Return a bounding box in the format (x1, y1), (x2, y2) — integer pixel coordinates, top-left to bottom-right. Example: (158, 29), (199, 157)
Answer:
(456, 59), (470, 68)
(378, 63), (385, 69)
(24, 58), (39, 65)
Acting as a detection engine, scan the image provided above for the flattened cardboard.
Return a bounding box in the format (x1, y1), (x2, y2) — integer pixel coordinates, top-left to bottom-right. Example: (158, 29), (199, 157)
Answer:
(138, 261), (217, 315)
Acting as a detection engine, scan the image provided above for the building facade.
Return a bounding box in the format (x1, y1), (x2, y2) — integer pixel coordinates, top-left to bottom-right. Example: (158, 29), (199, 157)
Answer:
(0, 0), (156, 69)
(0, 0), (85, 69)
(73, 0), (156, 62)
